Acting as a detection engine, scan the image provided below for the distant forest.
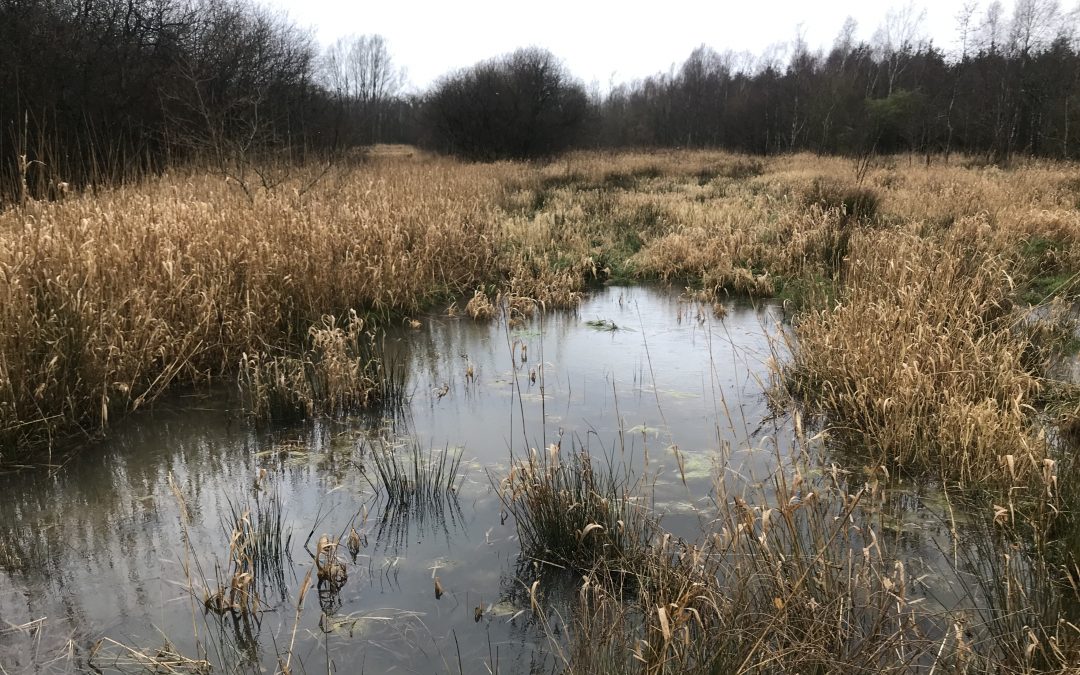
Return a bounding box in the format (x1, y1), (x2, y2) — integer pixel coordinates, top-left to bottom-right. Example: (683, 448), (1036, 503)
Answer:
(3, 0), (1080, 201)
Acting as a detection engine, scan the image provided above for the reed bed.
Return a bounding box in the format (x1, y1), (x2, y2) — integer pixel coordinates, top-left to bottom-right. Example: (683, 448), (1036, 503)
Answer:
(6, 149), (1079, 465)
(0, 158), (514, 459)
(783, 231), (1048, 485)
(7, 148), (1080, 672)
(511, 151), (1080, 485)
(489, 148), (1080, 669)
(509, 432), (1080, 674)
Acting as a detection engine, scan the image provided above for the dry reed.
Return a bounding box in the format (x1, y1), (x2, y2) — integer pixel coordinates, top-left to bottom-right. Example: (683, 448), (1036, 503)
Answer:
(513, 429), (1080, 674)
(783, 231), (1047, 485)
(8, 150), (1078, 465)
(8, 147), (1078, 672)
(0, 158), (511, 458)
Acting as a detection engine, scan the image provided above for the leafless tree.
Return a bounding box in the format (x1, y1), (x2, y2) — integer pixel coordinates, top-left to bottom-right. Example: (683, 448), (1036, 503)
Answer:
(873, 2), (928, 95)
(956, 2), (979, 59)
(322, 34), (406, 143)
(977, 1), (1008, 53)
(0, 0), (341, 204)
(1009, 0), (1062, 55)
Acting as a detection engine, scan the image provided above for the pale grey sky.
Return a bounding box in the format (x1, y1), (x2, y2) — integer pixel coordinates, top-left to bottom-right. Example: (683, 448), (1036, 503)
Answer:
(267, 0), (1005, 91)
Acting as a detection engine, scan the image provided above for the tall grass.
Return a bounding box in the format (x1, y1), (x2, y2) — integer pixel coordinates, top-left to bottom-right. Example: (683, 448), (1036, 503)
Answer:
(783, 231), (1047, 485)
(237, 310), (405, 421)
(0, 158), (512, 459)
(510, 432), (1080, 673)
(8, 147), (1080, 671)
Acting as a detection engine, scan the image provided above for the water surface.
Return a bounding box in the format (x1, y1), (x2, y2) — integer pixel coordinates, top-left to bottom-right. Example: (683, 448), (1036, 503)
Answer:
(0, 286), (812, 673)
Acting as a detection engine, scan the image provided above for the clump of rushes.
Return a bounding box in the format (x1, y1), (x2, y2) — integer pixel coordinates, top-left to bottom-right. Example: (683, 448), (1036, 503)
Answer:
(783, 231), (1049, 486)
(204, 477), (292, 616)
(237, 310), (404, 422)
(465, 288), (496, 320)
(506, 256), (584, 308)
(499, 441), (659, 573)
(223, 479), (291, 602)
(366, 440), (464, 507)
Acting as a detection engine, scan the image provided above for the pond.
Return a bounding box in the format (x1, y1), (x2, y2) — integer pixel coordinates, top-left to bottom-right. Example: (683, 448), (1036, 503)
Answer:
(0, 285), (951, 673)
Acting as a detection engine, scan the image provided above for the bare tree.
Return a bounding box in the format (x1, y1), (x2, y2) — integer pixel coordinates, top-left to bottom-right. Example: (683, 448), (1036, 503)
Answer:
(873, 2), (927, 95)
(160, 0), (320, 198)
(956, 2), (979, 59)
(945, 3), (980, 161)
(833, 17), (859, 67)
(321, 34), (406, 143)
(977, 1), (1008, 53)
(1009, 0), (1061, 55)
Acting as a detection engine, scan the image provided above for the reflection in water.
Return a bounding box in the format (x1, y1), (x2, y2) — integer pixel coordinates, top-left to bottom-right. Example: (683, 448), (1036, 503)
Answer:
(0, 285), (810, 672)
(370, 492), (466, 556)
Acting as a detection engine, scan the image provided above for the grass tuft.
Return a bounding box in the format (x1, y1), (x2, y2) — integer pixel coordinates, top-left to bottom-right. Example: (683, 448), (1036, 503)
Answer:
(237, 311), (405, 422)
(366, 440), (464, 507)
(499, 441), (659, 574)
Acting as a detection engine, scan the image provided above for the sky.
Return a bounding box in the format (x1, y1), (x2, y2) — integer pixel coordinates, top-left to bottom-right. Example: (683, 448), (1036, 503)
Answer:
(267, 0), (993, 92)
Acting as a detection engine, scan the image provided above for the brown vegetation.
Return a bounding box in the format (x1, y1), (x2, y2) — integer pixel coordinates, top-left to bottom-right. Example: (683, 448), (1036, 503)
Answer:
(5, 148), (1080, 672)
(0, 159), (509, 457)
(512, 431), (1079, 674)
(4, 150), (1079, 477)
(490, 150), (1080, 673)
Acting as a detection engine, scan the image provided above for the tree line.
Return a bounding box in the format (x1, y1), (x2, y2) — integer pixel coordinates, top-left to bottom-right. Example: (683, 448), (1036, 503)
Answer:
(0, 0), (410, 202)
(4, 0), (1080, 203)
(592, 1), (1080, 162)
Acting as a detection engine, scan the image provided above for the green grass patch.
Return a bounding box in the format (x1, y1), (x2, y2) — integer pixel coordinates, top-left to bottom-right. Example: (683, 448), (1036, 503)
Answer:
(775, 274), (839, 310)
(1021, 272), (1078, 304)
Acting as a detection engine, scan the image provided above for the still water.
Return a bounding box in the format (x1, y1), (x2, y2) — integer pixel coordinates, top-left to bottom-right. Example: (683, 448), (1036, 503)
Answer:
(0, 285), (802, 673)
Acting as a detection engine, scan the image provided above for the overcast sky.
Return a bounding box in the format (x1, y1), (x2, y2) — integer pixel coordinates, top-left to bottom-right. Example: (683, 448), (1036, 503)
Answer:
(267, 0), (998, 92)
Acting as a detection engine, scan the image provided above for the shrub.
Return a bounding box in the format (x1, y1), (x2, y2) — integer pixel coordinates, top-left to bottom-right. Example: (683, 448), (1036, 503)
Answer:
(421, 48), (588, 160)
